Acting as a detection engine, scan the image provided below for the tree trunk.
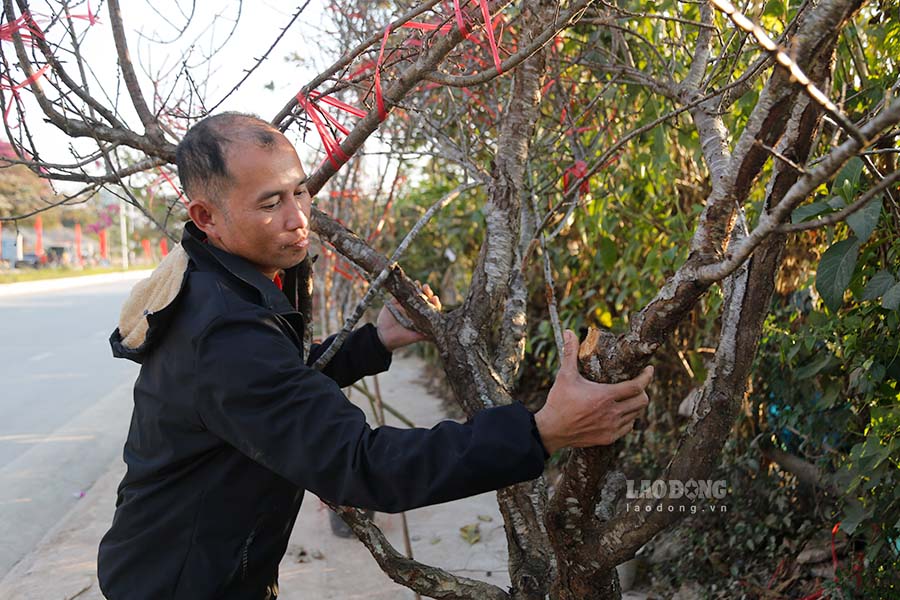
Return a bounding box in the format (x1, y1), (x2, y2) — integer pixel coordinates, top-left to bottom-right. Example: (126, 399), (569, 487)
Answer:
(437, 2), (560, 597)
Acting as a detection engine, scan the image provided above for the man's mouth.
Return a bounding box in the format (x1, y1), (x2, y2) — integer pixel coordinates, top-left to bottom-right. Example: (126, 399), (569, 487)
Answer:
(283, 237), (310, 250)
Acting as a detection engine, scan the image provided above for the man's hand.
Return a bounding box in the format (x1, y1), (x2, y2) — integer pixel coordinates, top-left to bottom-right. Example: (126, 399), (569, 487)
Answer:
(534, 330), (652, 454)
(376, 283), (442, 352)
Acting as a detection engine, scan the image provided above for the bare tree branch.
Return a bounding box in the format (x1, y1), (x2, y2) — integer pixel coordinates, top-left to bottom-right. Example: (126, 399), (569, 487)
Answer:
(312, 182), (476, 370)
(425, 0), (593, 87)
(329, 505), (510, 600)
(696, 100), (900, 282)
(778, 167), (900, 233)
(107, 0), (166, 141)
(271, 0), (447, 128)
(711, 0), (866, 145)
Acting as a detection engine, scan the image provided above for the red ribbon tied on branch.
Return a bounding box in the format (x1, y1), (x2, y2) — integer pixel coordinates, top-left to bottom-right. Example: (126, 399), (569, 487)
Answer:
(477, 0), (503, 73)
(156, 167), (188, 207)
(1, 63), (51, 125)
(450, 0), (502, 73)
(562, 160), (590, 196)
(296, 92), (351, 170)
(374, 24), (392, 122)
(67, 1), (98, 25)
(0, 12), (44, 44)
(403, 21), (453, 34)
(304, 1), (511, 171)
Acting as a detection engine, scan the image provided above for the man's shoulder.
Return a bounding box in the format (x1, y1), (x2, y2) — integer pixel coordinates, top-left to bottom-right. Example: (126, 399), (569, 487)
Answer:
(177, 267), (275, 339)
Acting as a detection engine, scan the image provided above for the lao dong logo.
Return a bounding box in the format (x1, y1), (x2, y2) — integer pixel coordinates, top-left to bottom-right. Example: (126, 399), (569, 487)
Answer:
(625, 479), (728, 501)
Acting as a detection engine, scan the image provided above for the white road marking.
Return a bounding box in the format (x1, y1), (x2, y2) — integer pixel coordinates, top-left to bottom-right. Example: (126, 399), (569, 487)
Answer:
(27, 352), (53, 362)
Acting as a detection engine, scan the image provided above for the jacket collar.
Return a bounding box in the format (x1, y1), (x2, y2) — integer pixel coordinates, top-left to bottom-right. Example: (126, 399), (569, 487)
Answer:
(181, 221), (296, 314)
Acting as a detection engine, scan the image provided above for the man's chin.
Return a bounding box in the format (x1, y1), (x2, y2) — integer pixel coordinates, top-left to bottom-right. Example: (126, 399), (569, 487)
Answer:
(284, 249), (308, 267)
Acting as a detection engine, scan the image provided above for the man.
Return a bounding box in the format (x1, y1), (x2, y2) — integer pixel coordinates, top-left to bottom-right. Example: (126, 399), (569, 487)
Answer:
(97, 113), (652, 599)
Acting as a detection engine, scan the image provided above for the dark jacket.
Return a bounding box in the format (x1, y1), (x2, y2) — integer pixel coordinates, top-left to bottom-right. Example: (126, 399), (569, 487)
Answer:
(97, 222), (548, 599)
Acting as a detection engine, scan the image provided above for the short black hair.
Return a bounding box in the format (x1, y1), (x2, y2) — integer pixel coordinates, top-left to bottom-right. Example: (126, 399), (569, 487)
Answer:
(175, 112), (279, 206)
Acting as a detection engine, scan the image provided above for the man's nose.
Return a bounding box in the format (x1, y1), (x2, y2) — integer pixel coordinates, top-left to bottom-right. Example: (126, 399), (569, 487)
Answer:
(285, 197), (309, 231)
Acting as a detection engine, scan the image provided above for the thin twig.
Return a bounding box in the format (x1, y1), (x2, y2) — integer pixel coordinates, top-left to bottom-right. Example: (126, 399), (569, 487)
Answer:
(207, 2), (310, 113)
(425, 0), (593, 87)
(271, 0), (446, 128)
(350, 383), (417, 428)
(695, 100), (900, 282)
(778, 168), (900, 233)
(531, 58), (781, 239)
(710, 0), (867, 146)
(530, 191), (565, 365)
(755, 140), (808, 174)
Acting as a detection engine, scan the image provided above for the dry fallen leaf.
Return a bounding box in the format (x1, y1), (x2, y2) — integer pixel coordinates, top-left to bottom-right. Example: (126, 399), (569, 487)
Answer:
(459, 523), (481, 545)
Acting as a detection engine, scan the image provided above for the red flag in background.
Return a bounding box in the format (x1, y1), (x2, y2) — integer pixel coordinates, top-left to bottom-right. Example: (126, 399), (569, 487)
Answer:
(141, 239), (152, 262)
(99, 229), (108, 260)
(34, 214), (43, 256)
(159, 238), (169, 257)
(74, 223), (83, 265)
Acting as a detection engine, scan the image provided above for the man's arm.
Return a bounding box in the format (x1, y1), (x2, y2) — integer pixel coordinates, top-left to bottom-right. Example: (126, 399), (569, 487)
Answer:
(306, 324), (391, 387)
(194, 311), (546, 514)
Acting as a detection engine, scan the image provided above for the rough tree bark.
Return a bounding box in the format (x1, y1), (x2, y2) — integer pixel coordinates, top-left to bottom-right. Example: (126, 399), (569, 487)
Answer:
(434, 2), (558, 597)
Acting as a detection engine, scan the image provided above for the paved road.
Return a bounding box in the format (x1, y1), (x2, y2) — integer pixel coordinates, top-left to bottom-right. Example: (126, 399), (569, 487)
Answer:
(0, 274), (146, 578)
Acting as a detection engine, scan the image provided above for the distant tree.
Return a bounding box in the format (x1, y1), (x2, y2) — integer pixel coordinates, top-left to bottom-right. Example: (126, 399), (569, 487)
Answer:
(0, 143), (53, 218)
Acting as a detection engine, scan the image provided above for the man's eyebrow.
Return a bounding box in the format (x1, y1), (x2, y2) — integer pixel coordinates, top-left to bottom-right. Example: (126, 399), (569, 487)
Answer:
(255, 177), (308, 202)
(255, 190), (281, 202)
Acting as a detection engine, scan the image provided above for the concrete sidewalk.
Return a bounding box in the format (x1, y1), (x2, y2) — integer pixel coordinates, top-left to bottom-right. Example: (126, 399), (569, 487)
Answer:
(0, 354), (522, 599)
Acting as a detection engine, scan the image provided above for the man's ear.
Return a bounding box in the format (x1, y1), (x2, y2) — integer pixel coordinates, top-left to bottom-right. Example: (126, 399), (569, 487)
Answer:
(188, 200), (221, 240)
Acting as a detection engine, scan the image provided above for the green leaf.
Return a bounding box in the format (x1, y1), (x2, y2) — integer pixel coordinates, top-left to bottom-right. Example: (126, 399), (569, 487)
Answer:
(862, 270), (896, 301)
(835, 157), (864, 203)
(869, 405), (900, 437)
(794, 352), (837, 380)
(816, 238), (861, 312)
(791, 201), (830, 224)
(598, 236), (617, 271)
(841, 180), (853, 203)
(846, 194), (883, 242)
(826, 196), (847, 210)
(841, 501), (871, 535)
(816, 384), (841, 409)
(882, 282), (900, 311)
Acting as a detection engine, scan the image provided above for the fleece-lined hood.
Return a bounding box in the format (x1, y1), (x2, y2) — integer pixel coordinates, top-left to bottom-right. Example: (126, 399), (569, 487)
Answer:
(109, 244), (189, 363)
(109, 222), (307, 364)
(119, 245), (189, 346)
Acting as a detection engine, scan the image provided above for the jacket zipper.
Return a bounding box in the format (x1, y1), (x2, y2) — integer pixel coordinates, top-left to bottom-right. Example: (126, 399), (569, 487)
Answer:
(241, 529), (256, 581)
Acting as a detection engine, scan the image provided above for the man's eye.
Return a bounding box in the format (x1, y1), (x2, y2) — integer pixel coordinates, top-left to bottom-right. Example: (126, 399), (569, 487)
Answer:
(262, 201), (280, 210)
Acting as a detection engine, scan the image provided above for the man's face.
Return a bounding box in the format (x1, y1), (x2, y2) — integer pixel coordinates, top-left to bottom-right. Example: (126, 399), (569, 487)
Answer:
(196, 136), (312, 279)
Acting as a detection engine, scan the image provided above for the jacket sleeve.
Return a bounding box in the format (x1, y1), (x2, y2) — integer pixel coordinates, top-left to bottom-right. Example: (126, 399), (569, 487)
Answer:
(193, 312), (548, 513)
(306, 323), (392, 388)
